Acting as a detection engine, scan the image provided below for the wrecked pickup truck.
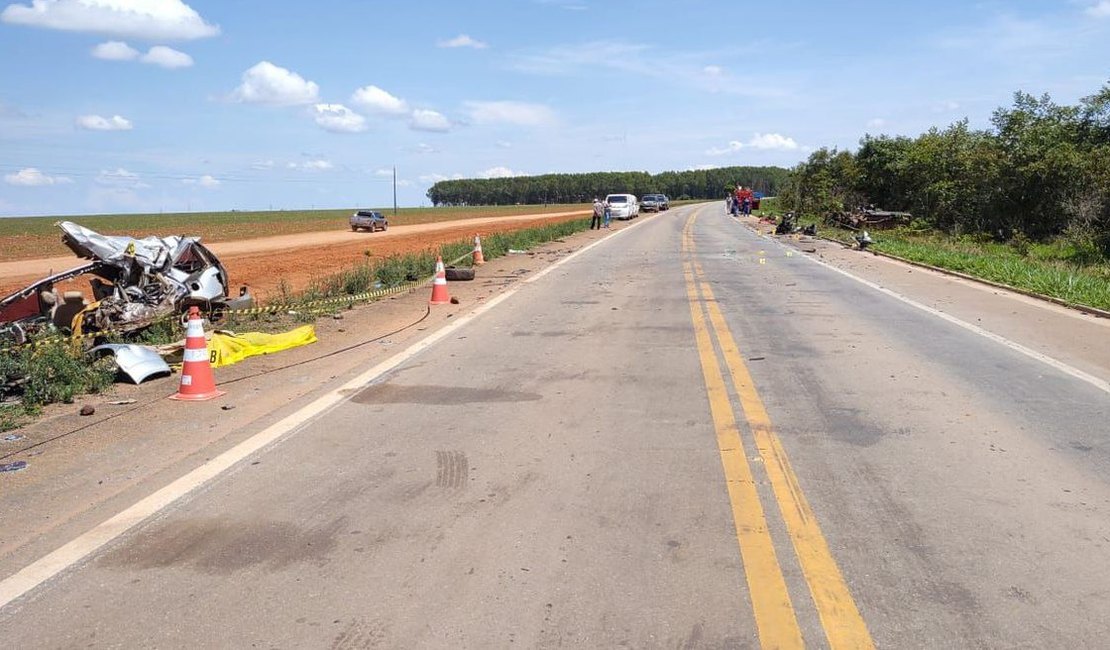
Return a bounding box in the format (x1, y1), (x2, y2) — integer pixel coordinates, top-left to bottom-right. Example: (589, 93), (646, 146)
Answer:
(0, 221), (252, 345)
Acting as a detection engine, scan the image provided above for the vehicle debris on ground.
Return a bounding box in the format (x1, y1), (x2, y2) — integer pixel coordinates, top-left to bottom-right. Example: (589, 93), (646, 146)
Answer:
(89, 344), (173, 384)
(825, 206), (911, 231)
(0, 221), (253, 345)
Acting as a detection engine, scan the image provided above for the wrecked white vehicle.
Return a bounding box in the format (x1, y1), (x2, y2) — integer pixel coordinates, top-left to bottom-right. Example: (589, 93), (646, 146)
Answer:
(0, 221), (252, 343)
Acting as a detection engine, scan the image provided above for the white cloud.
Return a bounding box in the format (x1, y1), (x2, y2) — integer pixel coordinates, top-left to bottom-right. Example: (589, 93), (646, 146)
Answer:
(533, 0), (588, 12)
(479, 166), (520, 179)
(464, 100), (556, 127)
(92, 41), (192, 68)
(312, 103), (367, 133)
(350, 85), (409, 117)
(91, 40), (138, 60)
(76, 114), (132, 131)
(1087, 1), (1110, 17)
(1, 0), (219, 40)
(496, 140), (512, 148)
(413, 142), (437, 154)
(410, 108), (451, 132)
(4, 167), (72, 186)
(705, 140), (744, 156)
(141, 45), (192, 68)
(513, 40), (787, 99)
(302, 159), (333, 171)
(418, 172), (464, 184)
(706, 133), (800, 155)
(748, 133), (799, 150)
(373, 168), (393, 177)
(182, 174), (219, 188)
(438, 34), (488, 49)
(250, 160), (275, 170)
(867, 118), (887, 129)
(95, 167), (148, 188)
(232, 61), (319, 106)
(933, 100), (961, 112)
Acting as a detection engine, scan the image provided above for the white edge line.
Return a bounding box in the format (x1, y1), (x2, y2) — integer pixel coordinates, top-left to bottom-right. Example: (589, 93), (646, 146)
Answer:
(750, 225), (1110, 397)
(0, 211), (659, 609)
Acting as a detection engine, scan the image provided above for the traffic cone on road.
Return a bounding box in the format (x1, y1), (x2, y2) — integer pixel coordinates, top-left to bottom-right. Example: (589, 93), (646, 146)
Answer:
(429, 256), (451, 305)
(472, 235), (486, 265)
(170, 306), (224, 401)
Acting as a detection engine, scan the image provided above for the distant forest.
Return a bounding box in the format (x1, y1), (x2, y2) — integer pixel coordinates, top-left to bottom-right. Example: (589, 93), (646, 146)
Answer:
(425, 166), (790, 206)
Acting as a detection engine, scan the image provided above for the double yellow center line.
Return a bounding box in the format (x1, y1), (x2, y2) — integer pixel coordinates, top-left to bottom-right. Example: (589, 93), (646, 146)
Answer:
(682, 210), (874, 649)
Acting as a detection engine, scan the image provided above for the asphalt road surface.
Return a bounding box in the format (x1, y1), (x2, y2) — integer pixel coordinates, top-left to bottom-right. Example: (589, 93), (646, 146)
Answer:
(2, 203), (1109, 648)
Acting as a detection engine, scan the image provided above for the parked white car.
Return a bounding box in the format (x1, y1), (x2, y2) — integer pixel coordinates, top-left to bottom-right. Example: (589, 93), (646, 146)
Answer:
(605, 193), (639, 220)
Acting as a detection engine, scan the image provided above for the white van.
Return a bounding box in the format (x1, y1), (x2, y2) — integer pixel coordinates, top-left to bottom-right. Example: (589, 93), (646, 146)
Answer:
(605, 193), (639, 220)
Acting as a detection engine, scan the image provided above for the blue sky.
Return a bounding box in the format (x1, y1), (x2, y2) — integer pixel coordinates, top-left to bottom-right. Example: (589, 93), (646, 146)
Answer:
(1, 0), (1108, 217)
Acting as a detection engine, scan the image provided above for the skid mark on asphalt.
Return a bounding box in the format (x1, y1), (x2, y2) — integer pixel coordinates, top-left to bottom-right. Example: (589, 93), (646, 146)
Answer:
(97, 515), (346, 574)
(435, 450), (469, 489)
(331, 617), (388, 649)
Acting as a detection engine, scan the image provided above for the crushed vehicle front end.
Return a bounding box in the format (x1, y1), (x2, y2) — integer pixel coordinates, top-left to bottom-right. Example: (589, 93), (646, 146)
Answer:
(1, 221), (252, 345)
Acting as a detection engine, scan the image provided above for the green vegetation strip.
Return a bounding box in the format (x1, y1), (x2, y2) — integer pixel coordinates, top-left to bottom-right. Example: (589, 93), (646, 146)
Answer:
(869, 235), (1110, 312)
(790, 219), (1110, 313)
(0, 217), (591, 432)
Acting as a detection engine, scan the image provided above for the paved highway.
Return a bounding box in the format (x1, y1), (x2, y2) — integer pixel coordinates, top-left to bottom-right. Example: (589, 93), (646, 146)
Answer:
(2, 203), (1108, 648)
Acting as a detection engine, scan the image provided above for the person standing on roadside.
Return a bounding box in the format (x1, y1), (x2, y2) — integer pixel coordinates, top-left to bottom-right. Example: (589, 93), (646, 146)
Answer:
(591, 198), (604, 230)
(739, 186), (754, 216)
(732, 184), (743, 217)
(603, 199), (612, 229)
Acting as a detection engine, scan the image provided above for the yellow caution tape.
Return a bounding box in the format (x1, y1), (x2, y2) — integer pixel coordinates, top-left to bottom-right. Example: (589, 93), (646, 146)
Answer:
(0, 277), (429, 354)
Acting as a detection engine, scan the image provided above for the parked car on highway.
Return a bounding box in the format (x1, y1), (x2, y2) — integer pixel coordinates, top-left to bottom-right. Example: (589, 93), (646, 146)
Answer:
(641, 194), (670, 212)
(605, 194), (639, 220)
(350, 210), (388, 232)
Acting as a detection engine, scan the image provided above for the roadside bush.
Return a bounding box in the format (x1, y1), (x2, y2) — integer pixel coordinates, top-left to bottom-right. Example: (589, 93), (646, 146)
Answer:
(0, 340), (117, 431)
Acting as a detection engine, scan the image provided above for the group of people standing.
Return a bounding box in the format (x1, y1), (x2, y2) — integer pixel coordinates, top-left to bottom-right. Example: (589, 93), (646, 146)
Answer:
(728, 184), (755, 217)
(591, 198), (612, 230)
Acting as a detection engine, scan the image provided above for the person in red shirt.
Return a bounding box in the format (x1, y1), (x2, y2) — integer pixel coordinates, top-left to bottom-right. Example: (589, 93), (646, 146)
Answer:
(738, 186), (754, 216)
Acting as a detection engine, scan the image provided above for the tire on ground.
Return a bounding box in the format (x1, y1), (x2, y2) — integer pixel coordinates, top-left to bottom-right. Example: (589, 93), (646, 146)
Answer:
(444, 266), (475, 281)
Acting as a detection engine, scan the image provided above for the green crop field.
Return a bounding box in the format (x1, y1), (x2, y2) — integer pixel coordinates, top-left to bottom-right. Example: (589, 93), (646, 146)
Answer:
(0, 203), (589, 262)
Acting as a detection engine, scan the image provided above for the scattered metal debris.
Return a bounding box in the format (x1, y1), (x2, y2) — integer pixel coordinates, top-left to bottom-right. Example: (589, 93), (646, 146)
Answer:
(826, 207), (911, 231)
(108, 399), (138, 405)
(1, 221), (253, 343)
(3, 434), (25, 442)
(0, 460), (28, 473)
(89, 344), (173, 384)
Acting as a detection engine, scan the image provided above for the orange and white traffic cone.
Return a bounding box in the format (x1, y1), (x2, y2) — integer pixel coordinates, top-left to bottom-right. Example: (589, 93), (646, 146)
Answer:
(472, 235), (486, 265)
(429, 255), (451, 305)
(170, 306), (225, 401)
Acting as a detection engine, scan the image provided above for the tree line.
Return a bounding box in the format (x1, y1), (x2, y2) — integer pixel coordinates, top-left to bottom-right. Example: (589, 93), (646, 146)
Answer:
(781, 83), (1110, 256)
(425, 166), (790, 206)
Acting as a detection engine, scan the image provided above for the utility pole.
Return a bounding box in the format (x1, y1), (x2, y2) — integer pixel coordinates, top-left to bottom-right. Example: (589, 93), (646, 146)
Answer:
(393, 166), (398, 217)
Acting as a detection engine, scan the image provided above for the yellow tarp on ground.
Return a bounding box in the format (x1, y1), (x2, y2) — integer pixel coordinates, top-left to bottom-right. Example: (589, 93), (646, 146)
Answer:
(208, 325), (317, 368)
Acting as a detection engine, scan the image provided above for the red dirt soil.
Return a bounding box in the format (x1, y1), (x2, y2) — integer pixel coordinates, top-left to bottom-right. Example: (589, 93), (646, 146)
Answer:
(0, 212), (587, 302)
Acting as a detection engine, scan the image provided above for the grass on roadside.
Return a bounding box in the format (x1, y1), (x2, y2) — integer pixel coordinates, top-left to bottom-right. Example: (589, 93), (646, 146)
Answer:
(779, 207), (1110, 311)
(869, 235), (1110, 310)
